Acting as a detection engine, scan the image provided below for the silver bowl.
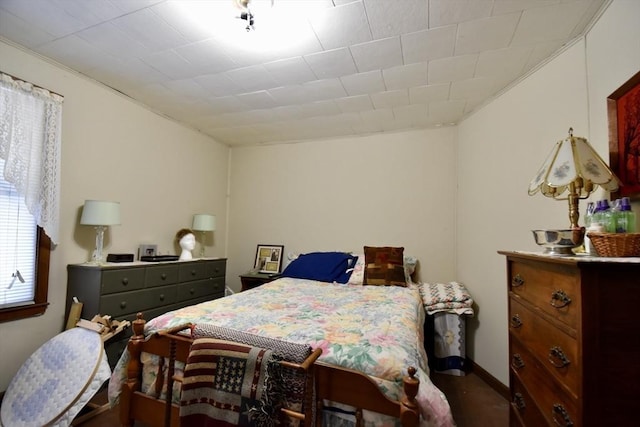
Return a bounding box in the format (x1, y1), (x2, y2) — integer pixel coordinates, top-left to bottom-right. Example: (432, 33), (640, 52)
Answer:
(532, 228), (585, 255)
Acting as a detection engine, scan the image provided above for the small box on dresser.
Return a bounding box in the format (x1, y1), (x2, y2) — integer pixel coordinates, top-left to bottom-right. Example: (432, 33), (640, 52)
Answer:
(499, 251), (640, 427)
(65, 258), (226, 367)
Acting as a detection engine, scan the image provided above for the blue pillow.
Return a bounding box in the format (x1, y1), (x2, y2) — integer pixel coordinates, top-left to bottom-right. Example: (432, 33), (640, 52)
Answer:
(281, 252), (359, 284)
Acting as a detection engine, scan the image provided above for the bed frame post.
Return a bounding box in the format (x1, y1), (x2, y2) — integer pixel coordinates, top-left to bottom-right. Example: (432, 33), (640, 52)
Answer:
(119, 313), (146, 427)
(400, 367), (420, 427)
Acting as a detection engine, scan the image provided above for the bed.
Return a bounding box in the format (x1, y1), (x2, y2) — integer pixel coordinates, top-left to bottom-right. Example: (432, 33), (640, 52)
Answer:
(108, 251), (454, 427)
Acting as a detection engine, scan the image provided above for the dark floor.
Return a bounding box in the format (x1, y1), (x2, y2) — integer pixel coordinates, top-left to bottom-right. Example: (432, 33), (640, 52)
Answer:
(77, 371), (508, 426)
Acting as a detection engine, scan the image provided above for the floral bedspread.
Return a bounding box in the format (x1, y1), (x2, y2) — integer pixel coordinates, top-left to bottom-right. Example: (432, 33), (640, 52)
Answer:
(108, 278), (453, 427)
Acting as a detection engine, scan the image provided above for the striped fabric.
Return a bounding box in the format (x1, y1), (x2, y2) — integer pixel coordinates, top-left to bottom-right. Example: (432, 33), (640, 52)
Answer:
(179, 338), (280, 427)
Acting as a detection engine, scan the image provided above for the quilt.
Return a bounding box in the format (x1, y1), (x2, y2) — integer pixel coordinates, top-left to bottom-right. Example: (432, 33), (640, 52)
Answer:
(109, 277), (453, 427)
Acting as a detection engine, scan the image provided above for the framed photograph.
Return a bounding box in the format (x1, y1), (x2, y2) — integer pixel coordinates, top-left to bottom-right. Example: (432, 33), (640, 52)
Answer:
(254, 244), (284, 273)
(138, 244), (157, 260)
(608, 69), (640, 199)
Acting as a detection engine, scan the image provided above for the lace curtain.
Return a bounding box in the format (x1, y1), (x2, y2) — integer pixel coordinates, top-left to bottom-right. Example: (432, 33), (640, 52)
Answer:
(0, 73), (63, 244)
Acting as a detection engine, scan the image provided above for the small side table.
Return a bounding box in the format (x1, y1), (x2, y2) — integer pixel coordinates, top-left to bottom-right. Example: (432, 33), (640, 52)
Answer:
(239, 272), (280, 291)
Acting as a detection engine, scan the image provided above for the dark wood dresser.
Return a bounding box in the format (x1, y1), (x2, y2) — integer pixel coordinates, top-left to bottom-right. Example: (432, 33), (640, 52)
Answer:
(66, 258), (226, 367)
(500, 251), (640, 426)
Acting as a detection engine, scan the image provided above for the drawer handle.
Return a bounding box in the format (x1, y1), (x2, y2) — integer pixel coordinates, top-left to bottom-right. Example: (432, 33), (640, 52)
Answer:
(512, 274), (525, 287)
(191, 269), (197, 276)
(190, 288), (195, 295)
(552, 403), (574, 427)
(513, 392), (525, 410)
(510, 314), (522, 328)
(121, 278), (129, 285)
(511, 353), (525, 370)
(159, 294), (165, 301)
(550, 289), (571, 308)
(161, 273), (167, 280)
(548, 346), (571, 368)
(120, 301), (127, 309)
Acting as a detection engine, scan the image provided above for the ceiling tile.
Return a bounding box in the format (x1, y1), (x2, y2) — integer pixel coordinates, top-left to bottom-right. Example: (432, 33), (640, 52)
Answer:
(475, 46), (533, 81)
(0, 8), (55, 48)
(450, 77), (502, 101)
(111, 8), (188, 53)
(428, 0), (493, 27)
(236, 91), (278, 109)
(401, 26), (456, 64)
(76, 22), (149, 59)
(409, 83), (450, 104)
(350, 37), (403, 73)
(173, 39), (237, 76)
(512, 2), (592, 45)
(142, 50), (196, 79)
(455, 13), (520, 55)
(364, 0), (428, 38)
(303, 79), (348, 102)
(304, 48), (358, 79)
(340, 70), (386, 96)
(428, 99), (466, 123)
(335, 95), (374, 113)
(383, 62), (428, 91)
(194, 73), (243, 97)
(309, 1), (371, 50)
(492, 0), (560, 16)
(370, 89), (409, 109)
(428, 54), (478, 85)
(263, 57), (317, 85)
(34, 35), (116, 74)
(225, 65), (279, 92)
(268, 85), (312, 106)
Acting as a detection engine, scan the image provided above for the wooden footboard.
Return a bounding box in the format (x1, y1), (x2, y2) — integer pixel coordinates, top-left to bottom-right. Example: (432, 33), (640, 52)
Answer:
(119, 313), (420, 427)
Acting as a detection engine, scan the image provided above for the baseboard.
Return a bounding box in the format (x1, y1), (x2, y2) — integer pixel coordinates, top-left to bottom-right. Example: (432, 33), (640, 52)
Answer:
(466, 358), (510, 401)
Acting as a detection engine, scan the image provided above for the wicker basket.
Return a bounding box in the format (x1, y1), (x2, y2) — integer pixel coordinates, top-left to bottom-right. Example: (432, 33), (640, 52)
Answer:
(586, 232), (640, 257)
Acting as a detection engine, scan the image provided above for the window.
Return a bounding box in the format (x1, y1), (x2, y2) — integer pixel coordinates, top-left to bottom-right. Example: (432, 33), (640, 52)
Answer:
(0, 157), (51, 322)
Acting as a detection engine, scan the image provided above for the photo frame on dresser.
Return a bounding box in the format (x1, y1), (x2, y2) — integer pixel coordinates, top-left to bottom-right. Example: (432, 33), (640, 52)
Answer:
(608, 69), (640, 199)
(254, 244), (284, 273)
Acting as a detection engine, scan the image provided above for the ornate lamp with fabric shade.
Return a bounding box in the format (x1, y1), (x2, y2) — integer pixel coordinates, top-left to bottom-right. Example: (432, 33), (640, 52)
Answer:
(192, 214), (216, 257)
(80, 200), (121, 264)
(528, 128), (620, 254)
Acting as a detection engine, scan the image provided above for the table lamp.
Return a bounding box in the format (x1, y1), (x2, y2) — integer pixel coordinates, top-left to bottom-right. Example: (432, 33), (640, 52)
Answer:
(80, 200), (121, 263)
(192, 214), (216, 257)
(527, 128), (620, 253)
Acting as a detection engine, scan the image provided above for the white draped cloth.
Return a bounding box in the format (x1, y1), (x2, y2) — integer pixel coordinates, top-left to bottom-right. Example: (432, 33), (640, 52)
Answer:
(0, 73), (63, 244)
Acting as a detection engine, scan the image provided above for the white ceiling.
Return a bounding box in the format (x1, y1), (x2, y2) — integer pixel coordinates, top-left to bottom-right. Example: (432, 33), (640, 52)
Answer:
(0, 0), (608, 146)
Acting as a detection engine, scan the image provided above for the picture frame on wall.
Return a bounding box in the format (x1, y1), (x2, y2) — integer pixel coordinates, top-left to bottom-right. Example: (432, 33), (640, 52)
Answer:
(608, 69), (640, 199)
(254, 244), (284, 273)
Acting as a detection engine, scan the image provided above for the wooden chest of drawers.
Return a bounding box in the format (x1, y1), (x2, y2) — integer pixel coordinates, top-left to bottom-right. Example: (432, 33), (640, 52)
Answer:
(65, 258), (226, 367)
(500, 251), (640, 426)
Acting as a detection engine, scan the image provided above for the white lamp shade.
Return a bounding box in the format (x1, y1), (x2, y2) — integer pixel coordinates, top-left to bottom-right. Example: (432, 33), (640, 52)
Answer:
(80, 200), (121, 226)
(192, 214), (216, 231)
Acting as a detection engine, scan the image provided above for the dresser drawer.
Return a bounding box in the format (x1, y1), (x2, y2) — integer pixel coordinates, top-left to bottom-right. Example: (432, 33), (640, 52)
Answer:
(207, 259), (226, 278)
(101, 268), (146, 294)
(100, 285), (177, 317)
(509, 259), (579, 330)
(509, 296), (579, 397)
(179, 262), (210, 282)
(176, 277), (224, 302)
(145, 264), (179, 287)
(510, 375), (547, 427)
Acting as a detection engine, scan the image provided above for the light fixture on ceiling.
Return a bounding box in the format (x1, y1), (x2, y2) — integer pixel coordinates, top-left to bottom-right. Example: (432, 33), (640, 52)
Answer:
(234, 0), (274, 32)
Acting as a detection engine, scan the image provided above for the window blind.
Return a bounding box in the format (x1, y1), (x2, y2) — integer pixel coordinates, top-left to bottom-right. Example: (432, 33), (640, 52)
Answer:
(0, 158), (37, 308)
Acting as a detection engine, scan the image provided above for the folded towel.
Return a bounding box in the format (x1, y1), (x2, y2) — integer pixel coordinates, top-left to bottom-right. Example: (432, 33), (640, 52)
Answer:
(419, 281), (474, 316)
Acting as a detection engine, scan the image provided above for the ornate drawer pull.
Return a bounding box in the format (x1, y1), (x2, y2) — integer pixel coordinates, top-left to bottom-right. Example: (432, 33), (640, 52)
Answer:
(550, 290), (571, 308)
(513, 392), (526, 410)
(511, 274), (525, 287)
(120, 301), (127, 309)
(511, 353), (525, 370)
(548, 346), (571, 368)
(121, 278), (129, 285)
(510, 314), (522, 328)
(552, 403), (574, 427)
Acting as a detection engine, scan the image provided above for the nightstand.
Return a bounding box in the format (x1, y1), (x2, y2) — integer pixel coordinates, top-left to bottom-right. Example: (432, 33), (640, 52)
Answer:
(239, 272), (280, 291)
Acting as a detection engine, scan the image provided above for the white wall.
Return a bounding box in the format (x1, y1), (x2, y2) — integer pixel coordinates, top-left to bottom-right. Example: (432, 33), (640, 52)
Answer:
(226, 128), (458, 291)
(456, 0), (640, 385)
(0, 40), (229, 391)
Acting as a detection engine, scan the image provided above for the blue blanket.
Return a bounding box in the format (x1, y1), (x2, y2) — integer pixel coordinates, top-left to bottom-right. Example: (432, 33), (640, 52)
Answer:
(280, 252), (358, 283)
